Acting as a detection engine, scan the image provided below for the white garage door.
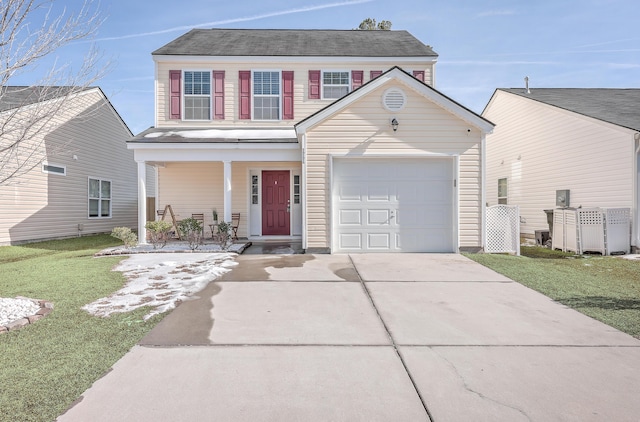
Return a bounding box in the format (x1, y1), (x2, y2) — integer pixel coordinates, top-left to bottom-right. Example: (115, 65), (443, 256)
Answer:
(332, 157), (455, 253)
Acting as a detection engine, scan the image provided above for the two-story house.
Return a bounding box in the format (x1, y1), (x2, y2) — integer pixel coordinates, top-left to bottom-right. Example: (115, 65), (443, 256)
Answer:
(129, 29), (494, 253)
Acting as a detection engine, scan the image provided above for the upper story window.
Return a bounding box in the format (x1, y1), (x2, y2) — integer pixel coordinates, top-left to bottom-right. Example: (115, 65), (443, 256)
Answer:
(322, 71), (350, 99)
(183, 71), (211, 120)
(253, 71), (280, 120)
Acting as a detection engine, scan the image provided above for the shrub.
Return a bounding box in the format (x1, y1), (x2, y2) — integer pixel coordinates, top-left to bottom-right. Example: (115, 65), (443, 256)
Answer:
(111, 227), (138, 248)
(145, 220), (173, 249)
(177, 217), (203, 250)
(216, 221), (232, 250)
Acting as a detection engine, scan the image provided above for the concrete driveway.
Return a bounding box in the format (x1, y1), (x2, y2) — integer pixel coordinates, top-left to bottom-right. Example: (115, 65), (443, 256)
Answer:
(59, 253), (640, 422)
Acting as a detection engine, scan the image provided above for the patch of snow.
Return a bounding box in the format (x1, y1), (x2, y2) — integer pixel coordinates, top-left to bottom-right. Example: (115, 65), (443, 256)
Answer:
(144, 128), (296, 140)
(83, 253), (237, 320)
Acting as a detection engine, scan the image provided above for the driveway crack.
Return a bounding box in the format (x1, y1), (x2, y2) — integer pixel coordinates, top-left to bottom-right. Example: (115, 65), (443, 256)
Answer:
(430, 348), (533, 422)
(348, 255), (434, 422)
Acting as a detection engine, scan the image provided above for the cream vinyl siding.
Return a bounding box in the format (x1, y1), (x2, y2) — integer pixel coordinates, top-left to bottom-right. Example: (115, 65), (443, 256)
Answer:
(157, 162), (223, 236)
(157, 161), (300, 238)
(305, 82), (483, 250)
(484, 90), (634, 237)
(155, 61), (434, 127)
(0, 89), (137, 245)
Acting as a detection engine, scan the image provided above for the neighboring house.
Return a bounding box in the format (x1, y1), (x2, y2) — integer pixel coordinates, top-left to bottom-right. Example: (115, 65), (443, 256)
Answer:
(483, 88), (640, 251)
(129, 29), (494, 253)
(0, 86), (152, 245)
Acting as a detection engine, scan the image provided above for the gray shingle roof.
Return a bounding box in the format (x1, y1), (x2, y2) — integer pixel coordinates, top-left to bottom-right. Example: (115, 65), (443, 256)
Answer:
(152, 29), (437, 57)
(0, 86), (92, 112)
(499, 88), (640, 132)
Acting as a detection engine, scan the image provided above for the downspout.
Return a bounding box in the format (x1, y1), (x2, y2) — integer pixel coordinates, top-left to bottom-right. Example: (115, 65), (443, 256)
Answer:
(301, 133), (308, 251)
(480, 134), (487, 251)
(634, 134), (640, 249)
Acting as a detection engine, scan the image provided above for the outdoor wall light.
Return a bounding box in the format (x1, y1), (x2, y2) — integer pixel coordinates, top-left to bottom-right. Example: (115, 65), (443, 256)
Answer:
(391, 118), (399, 132)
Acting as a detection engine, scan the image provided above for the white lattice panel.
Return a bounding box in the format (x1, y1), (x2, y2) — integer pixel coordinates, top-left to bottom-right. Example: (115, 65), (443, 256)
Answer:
(577, 209), (605, 255)
(552, 209), (565, 251)
(604, 208), (631, 255)
(564, 210), (581, 253)
(486, 205), (520, 255)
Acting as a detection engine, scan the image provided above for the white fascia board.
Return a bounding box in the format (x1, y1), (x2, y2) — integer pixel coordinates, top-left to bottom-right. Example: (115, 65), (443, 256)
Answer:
(297, 68), (493, 135)
(132, 144), (301, 163)
(127, 142), (299, 150)
(152, 55), (437, 65)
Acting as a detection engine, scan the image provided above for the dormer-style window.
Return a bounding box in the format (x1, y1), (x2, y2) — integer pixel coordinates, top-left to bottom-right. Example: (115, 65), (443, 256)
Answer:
(322, 71), (350, 99)
(184, 71), (211, 120)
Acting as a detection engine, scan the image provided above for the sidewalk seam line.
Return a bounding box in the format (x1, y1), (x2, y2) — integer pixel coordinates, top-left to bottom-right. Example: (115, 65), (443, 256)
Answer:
(348, 254), (435, 422)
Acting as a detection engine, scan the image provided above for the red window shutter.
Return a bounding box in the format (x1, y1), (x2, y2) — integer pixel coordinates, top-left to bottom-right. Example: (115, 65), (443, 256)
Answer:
(213, 70), (225, 120)
(169, 70), (181, 119)
(282, 71), (294, 120)
(239, 71), (251, 120)
(308, 70), (320, 99)
(413, 70), (425, 82)
(370, 70), (383, 80)
(351, 70), (363, 90)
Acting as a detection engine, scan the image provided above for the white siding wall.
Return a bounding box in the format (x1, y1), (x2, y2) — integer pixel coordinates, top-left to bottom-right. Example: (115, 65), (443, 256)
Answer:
(305, 82), (483, 250)
(484, 90), (634, 237)
(155, 60), (434, 127)
(0, 89), (137, 244)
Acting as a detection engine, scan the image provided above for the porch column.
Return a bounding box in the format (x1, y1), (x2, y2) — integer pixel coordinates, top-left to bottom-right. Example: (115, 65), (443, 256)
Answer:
(223, 160), (232, 222)
(136, 160), (147, 244)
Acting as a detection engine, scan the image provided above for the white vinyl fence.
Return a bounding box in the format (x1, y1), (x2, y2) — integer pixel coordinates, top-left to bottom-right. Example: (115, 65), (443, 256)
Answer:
(552, 208), (630, 255)
(485, 205), (520, 255)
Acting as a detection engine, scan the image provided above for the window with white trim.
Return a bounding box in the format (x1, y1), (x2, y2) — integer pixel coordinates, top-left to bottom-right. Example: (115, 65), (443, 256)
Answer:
(253, 71), (280, 120)
(498, 178), (508, 205)
(42, 163), (66, 176)
(322, 71), (350, 99)
(184, 71), (211, 120)
(89, 178), (111, 218)
(293, 175), (300, 204)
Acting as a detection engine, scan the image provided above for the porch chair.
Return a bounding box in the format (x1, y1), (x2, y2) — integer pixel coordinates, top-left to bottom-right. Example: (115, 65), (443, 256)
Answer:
(231, 213), (240, 240)
(191, 213), (205, 236)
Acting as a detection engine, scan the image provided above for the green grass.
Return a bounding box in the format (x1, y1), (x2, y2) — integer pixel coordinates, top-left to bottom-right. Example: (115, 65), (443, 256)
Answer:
(465, 246), (640, 338)
(0, 235), (164, 422)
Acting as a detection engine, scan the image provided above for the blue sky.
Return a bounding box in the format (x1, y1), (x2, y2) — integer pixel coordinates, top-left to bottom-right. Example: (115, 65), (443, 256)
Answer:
(11, 0), (640, 134)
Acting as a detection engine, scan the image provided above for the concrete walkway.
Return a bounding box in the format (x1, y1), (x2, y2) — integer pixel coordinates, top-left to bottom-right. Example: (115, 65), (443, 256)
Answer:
(58, 254), (640, 421)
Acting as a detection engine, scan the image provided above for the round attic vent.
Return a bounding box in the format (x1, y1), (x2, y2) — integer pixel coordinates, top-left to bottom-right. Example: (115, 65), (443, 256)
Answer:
(382, 88), (407, 112)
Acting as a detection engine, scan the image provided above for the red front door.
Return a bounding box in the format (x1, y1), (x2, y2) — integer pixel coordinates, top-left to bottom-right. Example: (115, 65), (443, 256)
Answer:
(262, 171), (290, 235)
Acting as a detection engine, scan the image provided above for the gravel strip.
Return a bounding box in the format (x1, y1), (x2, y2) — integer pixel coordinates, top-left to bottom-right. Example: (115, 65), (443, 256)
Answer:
(0, 298), (41, 326)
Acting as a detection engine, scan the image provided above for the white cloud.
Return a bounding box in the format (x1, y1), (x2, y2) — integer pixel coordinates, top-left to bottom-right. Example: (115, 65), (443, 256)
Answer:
(94, 0), (373, 42)
(476, 10), (516, 18)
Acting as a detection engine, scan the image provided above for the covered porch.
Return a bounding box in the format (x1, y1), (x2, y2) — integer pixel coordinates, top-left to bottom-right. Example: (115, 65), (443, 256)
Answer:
(128, 128), (302, 244)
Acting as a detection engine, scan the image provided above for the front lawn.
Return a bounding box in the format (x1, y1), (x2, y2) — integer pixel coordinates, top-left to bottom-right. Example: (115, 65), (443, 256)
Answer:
(0, 235), (164, 422)
(465, 246), (640, 339)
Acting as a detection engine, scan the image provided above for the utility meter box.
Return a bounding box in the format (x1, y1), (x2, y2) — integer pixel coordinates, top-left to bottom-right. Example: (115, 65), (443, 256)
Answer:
(556, 189), (570, 207)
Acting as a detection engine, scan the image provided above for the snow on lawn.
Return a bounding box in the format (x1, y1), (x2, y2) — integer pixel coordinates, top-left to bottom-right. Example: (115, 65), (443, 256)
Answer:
(83, 253), (237, 320)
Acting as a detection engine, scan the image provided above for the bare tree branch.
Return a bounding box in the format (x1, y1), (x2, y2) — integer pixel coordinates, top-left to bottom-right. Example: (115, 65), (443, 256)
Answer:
(0, 0), (108, 186)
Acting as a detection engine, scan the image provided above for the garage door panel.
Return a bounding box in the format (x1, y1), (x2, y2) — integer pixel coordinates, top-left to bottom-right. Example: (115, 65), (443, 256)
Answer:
(333, 158), (455, 253)
(367, 209), (392, 225)
(339, 209), (362, 225)
(339, 233), (362, 250)
(367, 184), (392, 202)
(338, 183), (362, 201)
(367, 233), (391, 249)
